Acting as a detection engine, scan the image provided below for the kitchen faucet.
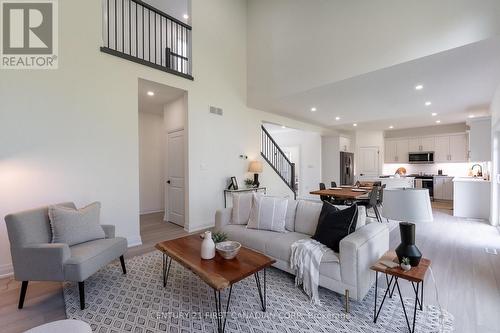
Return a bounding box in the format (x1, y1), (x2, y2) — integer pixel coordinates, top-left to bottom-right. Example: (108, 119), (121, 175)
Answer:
(471, 164), (483, 177)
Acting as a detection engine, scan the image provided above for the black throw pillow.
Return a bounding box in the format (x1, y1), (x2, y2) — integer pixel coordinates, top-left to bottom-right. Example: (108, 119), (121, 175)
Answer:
(312, 203), (358, 252)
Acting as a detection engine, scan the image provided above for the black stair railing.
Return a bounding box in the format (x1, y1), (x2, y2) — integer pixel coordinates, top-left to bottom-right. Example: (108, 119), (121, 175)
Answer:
(261, 125), (297, 199)
(101, 0), (193, 80)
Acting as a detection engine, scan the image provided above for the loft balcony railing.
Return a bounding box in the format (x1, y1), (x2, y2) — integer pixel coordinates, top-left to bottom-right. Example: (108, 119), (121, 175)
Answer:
(101, 0), (193, 80)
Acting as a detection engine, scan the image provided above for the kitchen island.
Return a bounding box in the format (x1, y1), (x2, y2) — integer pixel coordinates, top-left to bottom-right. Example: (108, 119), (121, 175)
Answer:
(453, 177), (490, 220)
(359, 176), (415, 189)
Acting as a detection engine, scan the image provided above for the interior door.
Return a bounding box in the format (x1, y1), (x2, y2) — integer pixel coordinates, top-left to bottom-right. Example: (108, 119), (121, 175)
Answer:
(166, 130), (185, 226)
(358, 147), (379, 178)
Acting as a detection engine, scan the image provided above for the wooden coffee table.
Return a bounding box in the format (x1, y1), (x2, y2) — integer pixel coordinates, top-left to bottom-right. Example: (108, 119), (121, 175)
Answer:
(155, 235), (276, 333)
(371, 251), (431, 333)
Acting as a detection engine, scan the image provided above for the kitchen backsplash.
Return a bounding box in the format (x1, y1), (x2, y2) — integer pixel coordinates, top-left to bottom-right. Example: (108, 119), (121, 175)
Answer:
(382, 162), (491, 177)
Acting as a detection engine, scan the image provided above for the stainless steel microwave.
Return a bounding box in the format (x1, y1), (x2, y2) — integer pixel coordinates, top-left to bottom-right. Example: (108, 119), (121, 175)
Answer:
(409, 152), (434, 164)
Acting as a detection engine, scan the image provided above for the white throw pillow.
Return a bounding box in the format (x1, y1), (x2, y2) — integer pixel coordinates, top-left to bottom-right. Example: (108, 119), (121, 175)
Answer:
(247, 194), (288, 232)
(231, 192), (254, 225)
(285, 199), (298, 232)
(48, 202), (105, 246)
(294, 200), (323, 235)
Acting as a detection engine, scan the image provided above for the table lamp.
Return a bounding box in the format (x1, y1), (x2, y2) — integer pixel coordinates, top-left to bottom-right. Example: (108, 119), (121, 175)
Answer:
(382, 188), (433, 266)
(248, 161), (263, 187)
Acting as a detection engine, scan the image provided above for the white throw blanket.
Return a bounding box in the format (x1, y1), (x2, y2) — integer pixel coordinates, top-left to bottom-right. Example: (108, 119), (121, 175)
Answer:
(290, 239), (332, 305)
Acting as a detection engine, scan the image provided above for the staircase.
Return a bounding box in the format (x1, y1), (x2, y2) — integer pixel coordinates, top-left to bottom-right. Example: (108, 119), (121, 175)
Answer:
(260, 126), (297, 199)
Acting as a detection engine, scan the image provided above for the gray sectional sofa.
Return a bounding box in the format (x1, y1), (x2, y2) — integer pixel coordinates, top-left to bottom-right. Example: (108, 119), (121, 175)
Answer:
(215, 199), (389, 302)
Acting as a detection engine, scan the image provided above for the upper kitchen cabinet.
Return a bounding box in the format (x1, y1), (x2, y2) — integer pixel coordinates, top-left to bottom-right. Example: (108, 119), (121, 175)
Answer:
(385, 139), (409, 163)
(435, 134), (468, 162)
(339, 136), (352, 152)
(408, 137), (435, 152)
(468, 118), (491, 162)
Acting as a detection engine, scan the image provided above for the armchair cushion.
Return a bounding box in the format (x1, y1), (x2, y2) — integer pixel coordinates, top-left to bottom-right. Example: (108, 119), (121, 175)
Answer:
(64, 237), (127, 281)
(48, 202), (105, 246)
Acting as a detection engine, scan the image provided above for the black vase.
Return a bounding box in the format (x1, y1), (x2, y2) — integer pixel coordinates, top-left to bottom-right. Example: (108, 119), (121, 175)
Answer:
(395, 222), (422, 267)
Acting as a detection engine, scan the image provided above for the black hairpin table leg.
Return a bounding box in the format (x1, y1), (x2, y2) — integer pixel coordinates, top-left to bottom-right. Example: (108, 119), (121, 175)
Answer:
(254, 268), (267, 311)
(213, 285), (233, 333)
(162, 254), (172, 287)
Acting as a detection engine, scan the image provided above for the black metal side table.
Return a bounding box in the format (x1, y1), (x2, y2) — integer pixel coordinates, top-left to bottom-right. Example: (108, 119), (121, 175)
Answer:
(371, 251), (431, 333)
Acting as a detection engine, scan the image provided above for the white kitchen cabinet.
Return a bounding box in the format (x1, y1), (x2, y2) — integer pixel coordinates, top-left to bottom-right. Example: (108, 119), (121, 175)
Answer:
(434, 176), (453, 200)
(385, 139), (409, 163)
(434, 134), (468, 162)
(421, 137), (435, 152)
(339, 136), (352, 152)
(449, 134), (468, 162)
(408, 137), (435, 152)
(468, 118), (492, 162)
(385, 140), (397, 163)
(395, 139), (409, 163)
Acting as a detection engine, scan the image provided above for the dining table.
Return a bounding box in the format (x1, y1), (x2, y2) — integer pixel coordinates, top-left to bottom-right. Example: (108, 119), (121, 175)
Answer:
(309, 186), (372, 200)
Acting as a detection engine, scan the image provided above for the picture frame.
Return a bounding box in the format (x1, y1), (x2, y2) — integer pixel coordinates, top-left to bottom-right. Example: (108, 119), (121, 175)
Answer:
(228, 176), (239, 190)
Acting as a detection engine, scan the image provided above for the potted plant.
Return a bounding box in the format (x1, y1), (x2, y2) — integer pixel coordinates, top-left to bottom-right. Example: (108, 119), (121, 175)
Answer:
(400, 257), (411, 271)
(244, 178), (255, 188)
(211, 232), (228, 243)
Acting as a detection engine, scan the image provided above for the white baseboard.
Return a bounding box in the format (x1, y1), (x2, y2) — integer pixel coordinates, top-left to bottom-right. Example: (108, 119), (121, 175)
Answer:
(140, 209), (164, 215)
(127, 235), (143, 248)
(186, 222), (214, 233)
(0, 263), (13, 279)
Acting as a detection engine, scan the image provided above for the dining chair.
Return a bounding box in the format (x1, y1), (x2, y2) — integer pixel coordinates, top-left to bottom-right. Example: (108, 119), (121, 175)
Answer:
(319, 183), (331, 202)
(356, 186), (382, 222)
(331, 181), (337, 188)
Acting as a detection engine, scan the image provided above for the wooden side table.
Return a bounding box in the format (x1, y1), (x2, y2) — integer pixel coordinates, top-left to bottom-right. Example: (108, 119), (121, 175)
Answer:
(370, 251), (431, 333)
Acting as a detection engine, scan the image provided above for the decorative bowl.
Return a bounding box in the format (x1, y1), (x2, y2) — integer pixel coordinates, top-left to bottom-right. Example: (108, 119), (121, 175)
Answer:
(216, 241), (241, 260)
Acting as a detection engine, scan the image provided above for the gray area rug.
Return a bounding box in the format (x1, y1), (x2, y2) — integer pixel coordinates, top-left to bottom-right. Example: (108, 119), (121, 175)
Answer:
(63, 251), (454, 332)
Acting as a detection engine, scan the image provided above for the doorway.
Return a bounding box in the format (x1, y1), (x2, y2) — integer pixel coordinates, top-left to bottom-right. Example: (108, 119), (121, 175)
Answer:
(138, 78), (187, 229)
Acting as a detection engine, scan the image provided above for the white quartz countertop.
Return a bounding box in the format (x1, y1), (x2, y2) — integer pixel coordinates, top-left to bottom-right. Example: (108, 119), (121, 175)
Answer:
(453, 177), (490, 183)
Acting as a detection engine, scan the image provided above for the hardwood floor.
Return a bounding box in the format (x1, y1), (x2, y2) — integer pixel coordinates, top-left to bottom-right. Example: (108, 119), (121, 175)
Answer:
(0, 210), (499, 332)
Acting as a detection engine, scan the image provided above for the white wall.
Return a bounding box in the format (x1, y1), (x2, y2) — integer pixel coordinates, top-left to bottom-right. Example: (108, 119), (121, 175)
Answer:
(321, 136), (340, 185)
(267, 129), (322, 199)
(490, 86), (500, 226)
(139, 112), (165, 214)
(0, 0), (331, 276)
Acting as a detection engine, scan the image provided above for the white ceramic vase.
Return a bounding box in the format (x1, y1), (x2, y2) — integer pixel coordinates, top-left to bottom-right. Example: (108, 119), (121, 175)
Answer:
(201, 231), (215, 259)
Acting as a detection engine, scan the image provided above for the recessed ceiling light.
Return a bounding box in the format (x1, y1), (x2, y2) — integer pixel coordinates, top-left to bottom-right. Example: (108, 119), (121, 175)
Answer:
(183, 14), (189, 19)
(436, 120), (441, 124)
(431, 112), (438, 116)
(353, 123), (358, 127)
(310, 107), (317, 112)
(415, 84), (424, 90)
(468, 115), (475, 119)
(281, 125), (286, 129)
(335, 116), (341, 121)
(425, 101), (432, 106)
(147, 91), (154, 96)
(389, 126), (394, 129)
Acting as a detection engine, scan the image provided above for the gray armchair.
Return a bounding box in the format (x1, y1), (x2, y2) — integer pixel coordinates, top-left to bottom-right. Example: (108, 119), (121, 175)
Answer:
(4, 202), (128, 310)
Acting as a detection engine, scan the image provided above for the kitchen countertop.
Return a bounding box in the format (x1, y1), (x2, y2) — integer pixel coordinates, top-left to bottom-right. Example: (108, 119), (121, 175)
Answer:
(452, 177), (490, 183)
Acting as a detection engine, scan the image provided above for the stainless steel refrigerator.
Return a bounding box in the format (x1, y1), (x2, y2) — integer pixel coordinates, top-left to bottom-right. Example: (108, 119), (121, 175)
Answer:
(340, 152), (354, 185)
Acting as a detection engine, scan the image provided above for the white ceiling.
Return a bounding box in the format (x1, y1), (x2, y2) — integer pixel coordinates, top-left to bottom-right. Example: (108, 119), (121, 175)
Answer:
(138, 78), (185, 114)
(282, 37), (500, 131)
(143, 0), (190, 24)
(247, 0), (500, 131)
